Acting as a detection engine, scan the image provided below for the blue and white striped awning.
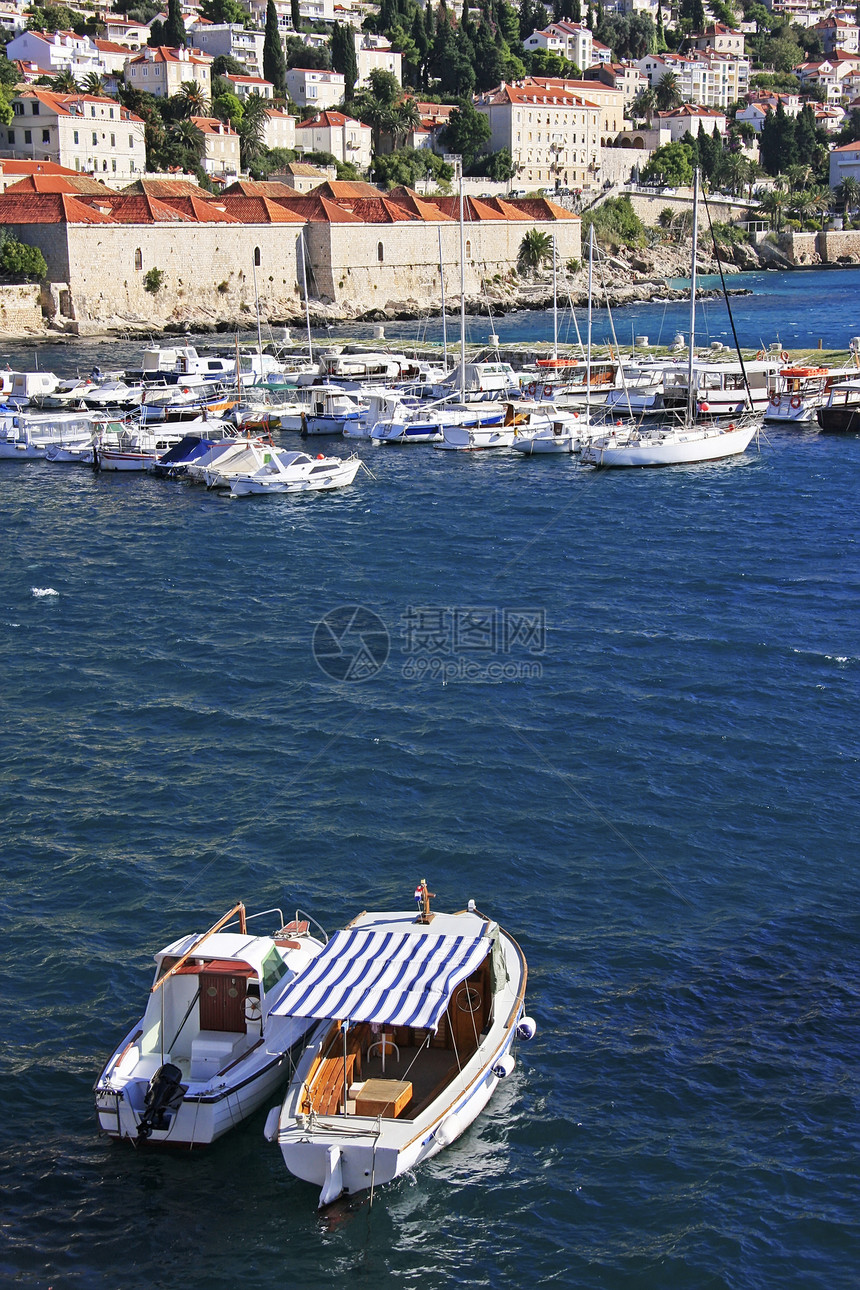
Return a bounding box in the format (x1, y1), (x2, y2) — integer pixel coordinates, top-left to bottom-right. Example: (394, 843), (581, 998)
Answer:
(271, 926), (489, 1031)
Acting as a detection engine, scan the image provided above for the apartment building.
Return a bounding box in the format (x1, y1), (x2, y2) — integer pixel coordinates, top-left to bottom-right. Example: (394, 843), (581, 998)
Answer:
(1, 88), (146, 184)
(124, 46), (213, 99)
(524, 21), (594, 71)
(190, 24), (266, 79)
(475, 80), (601, 191)
(295, 109), (372, 169)
(355, 34), (402, 87)
(285, 67), (345, 108)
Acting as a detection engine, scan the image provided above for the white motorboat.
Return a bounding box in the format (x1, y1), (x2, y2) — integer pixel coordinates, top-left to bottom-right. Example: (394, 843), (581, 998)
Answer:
(300, 387), (365, 437)
(229, 449), (362, 496)
(95, 902), (326, 1147)
(435, 416), (515, 450)
(510, 405), (592, 454)
(265, 881), (534, 1206)
(97, 418), (230, 471)
(765, 364), (860, 424)
(581, 418), (758, 467)
(0, 410), (104, 459)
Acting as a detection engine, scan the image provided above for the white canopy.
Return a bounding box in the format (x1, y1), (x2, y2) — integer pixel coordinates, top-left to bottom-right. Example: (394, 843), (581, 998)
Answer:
(271, 925), (489, 1031)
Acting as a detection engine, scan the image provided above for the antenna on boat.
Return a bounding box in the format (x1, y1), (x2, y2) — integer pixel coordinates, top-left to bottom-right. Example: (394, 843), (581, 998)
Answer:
(414, 879), (435, 924)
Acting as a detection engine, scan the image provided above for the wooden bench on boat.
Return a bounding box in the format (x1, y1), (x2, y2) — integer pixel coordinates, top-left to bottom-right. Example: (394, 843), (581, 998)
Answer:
(304, 1023), (370, 1116)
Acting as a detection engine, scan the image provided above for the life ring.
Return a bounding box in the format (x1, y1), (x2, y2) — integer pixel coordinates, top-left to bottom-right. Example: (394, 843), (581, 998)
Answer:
(755, 350), (764, 360)
(543, 385), (553, 398)
(781, 350), (789, 362)
(527, 381), (537, 397)
(770, 393), (780, 407)
(791, 395), (802, 409)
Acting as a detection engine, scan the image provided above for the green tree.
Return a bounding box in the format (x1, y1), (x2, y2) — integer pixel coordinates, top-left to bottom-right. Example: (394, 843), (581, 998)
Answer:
(838, 175), (860, 217)
(51, 69), (80, 93)
(629, 86), (656, 120)
(212, 54), (251, 77)
(438, 97), (491, 170)
(239, 90), (269, 168)
(199, 0), (248, 21)
(654, 70), (682, 111)
(470, 146), (516, 180)
(264, 0), (287, 95)
(164, 0), (186, 46)
(331, 21), (359, 100)
(174, 80), (209, 117)
(0, 237), (47, 281)
(581, 194), (645, 247)
(290, 0), (301, 32)
(641, 140), (694, 186)
(371, 146), (453, 187)
(81, 72), (105, 95)
(212, 90), (244, 126)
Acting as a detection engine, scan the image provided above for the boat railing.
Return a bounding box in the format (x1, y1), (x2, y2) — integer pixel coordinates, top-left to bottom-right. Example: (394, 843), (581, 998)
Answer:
(294, 908), (328, 944)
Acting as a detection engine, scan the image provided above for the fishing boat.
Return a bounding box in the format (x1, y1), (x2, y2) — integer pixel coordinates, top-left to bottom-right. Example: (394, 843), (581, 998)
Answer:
(265, 880), (534, 1206)
(816, 382), (860, 432)
(229, 449), (362, 495)
(94, 902), (326, 1147)
(0, 409), (105, 459)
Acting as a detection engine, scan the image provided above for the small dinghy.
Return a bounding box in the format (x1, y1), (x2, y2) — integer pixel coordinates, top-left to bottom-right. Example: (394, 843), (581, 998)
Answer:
(265, 880), (534, 1205)
(95, 902), (326, 1147)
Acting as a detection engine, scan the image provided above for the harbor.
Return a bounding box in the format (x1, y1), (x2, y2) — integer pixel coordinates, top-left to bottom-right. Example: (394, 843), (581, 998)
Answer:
(2, 265), (858, 1288)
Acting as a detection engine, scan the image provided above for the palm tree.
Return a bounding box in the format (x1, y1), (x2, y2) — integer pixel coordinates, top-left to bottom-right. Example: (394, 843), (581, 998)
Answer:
(838, 175), (860, 218)
(239, 91), (268, 170)
(784, 163), (813, 193)
(82, 72), (105, 96)
(170, 117), (205, 160)
(391, 96), (421, 149)
(654, 71), (682, 112)
(517, 229), (553, 274)
(759, 189), (787, 231)
(629, 87), (656, 122)
(51, 70), (80, 93)
(175, 80), (209, 120)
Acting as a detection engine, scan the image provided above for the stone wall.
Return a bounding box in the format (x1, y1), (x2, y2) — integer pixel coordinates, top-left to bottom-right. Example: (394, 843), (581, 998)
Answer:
(817, 229), (860, 263)
(0, 283), (44, 333)
(619, 188), (749, 226)
(776, 231), (818, 265)
(307, 219), (582, 310)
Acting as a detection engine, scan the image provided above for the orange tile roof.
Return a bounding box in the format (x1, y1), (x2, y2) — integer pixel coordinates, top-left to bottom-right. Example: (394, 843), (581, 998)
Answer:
(4, 174), (114, 195)
(0, 192), (116, 224)
(216, 195), (306, 223)
(121, 177), (206, 197)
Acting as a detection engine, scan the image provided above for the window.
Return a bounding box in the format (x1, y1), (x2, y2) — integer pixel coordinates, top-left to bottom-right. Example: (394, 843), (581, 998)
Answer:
(377, 241), (384, 263)
(41, 129), (49, 143)
(31, 102), (39, 115)
(91, 107), (96, 117)
(24, 129), (31, 144)
(74, 130), (79, 144)
(109, 108), (114, 119)
(6, 130), (12, 144)
(112, 159), (116, 172)
(129, 134), (134, 148)
(253, 246), (261, 266)
(110, 133), (115, 146)
(465, 239), (471, 259)
(92, 132), (98, 145)
(102, 160), (107, 171)
(13, 103), (22, 115)
(134, 248), (142, 270)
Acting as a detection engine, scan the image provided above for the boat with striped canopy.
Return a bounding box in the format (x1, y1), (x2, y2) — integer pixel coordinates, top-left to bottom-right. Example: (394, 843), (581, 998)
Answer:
(265, 880), (534, 1206)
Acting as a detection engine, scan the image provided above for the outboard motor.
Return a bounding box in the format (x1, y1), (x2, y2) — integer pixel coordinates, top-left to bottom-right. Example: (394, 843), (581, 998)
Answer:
(137, 1063), (184, 1140)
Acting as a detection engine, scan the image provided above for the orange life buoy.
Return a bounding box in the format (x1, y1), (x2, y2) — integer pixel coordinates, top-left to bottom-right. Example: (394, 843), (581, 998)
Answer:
(543, 385), (553, 398)
(781, 350), (789, 361)
(770, 393), (780, 407)
(527, 381), (537, 397)
(755, 350), (764, 360)
(791, 395), (802, 409)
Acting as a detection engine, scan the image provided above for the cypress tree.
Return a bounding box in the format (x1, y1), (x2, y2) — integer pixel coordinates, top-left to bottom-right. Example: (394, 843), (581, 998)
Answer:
(264, 0), (287, 96)
(331, 22), (358, 100)
(795, 101), (818, 165)
(164, 0), (186, 47)
(290, 0), (301, 33)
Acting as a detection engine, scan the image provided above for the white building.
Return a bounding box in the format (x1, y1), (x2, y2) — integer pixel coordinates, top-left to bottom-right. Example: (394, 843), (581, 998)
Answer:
(6, 29), (98, 75)
(815, 14), (860, 56)
(191, 115), (240, 179)
(524, 21), (593, 72)
(1, 88), (146, 183)
(474, 80), (602, 191)
(262, 108), (296, 152)
(355, 33), (402, 87)
(652, 104), (727, 141)
(636, 50), (748, 110)
(285, 67), (345, 109)
(124, 46), (213, 99)
(829, 139), (860, 187)
(295, 109), (371, 168)
(247, 0), (336, 26)
(223, 73), (275, 101)
(190, 24), (266, 79)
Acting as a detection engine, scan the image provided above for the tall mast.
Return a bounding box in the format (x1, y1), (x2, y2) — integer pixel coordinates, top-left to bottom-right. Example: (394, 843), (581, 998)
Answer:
(552, 233), (558, 361)
(252, 255), (263, 371)
(299, 229), (313, 364)
(459, 161), (466, 399)
(687, 167), (700, 425)
(438, 225), (448, 372)
(586, 224), (595, 422)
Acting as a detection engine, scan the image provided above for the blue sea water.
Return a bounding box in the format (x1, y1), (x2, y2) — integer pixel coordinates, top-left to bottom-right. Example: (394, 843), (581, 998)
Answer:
(1, 270), (859, 1290)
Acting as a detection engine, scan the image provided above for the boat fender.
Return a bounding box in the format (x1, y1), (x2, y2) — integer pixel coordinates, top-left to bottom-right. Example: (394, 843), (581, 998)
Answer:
(727, 423), (735, 432)
(263, 1106), (280, 1142)
(527, 381), (537, 397)
(434, 1111), (468, 1148)
(517, 1015), (537, 1041)
(615, 420), (622, 427)
(781, 351), (789, 362)
(492, 1054), (516, 1079)
(791, 395), (802, 409)
(317, 453), (325, 459)
(699, 402), (709, 413)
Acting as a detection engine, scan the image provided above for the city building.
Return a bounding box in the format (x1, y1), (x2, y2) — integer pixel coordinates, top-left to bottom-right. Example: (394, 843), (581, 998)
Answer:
(262, 108), (297, 152)
(191, 115), (240, 179)
(829, 138), (860, 187)
(285, 67), (345, 109)
(474, 80), (601, 191)
(652, 104), (727, 142)
(354, 33), (402, 87)
(124, 46), (213, 99)
(222, 73), (275, 100)
(524, 21), (594, 72)
(190, 24), (266, 78)
(1, 88), (146, 184)
(295, 110), (372, 169)
(814, 14), (860, 55)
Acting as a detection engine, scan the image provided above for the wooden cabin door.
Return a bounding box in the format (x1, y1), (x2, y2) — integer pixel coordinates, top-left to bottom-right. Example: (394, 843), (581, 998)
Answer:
(199, 972), (246, 1032)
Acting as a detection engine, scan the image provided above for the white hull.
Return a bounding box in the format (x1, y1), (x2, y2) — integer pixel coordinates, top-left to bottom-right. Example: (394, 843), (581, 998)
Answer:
(435, 425), (515, 451)
(231, 457), (361, 495)
(583, 422), (757, 467)
(270, 916), (529, 1205)
(764, 396), (819, 424)
(97, 450), (159, 471)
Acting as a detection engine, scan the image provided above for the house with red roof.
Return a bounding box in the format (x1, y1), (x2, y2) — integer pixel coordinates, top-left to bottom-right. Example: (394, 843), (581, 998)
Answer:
(475, 80), (602, 190)
(285, 67), (345, 110)
(190, 116), (240, 180)
(4, 89), (146, 185)
(829, 139), (860, 188)
(124, 46), (213, 99)
(295, 111), (372, 170)
(222, 73), (275, 101)
(652, 104), (727, 142)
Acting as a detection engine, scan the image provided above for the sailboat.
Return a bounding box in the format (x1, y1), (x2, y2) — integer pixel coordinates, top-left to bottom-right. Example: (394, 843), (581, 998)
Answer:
(581, 171), (760, 469)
